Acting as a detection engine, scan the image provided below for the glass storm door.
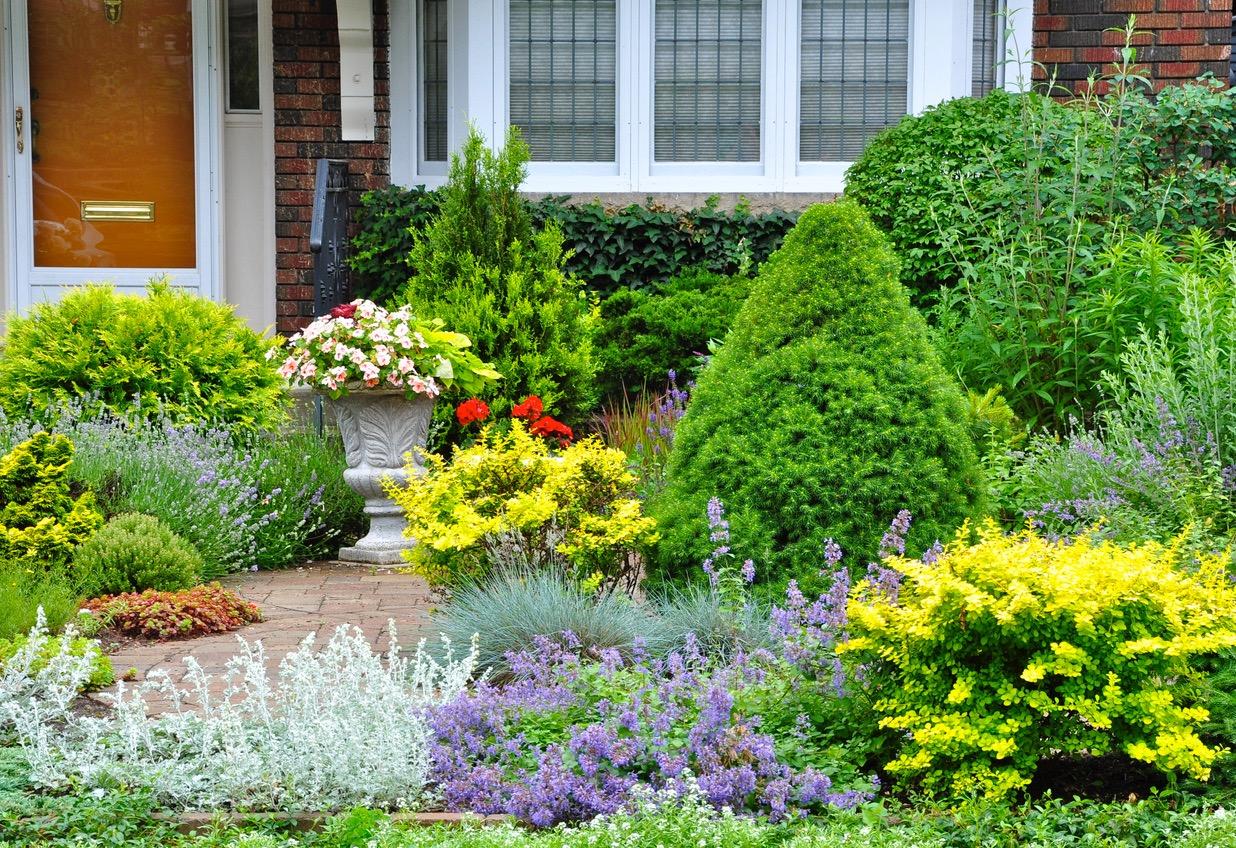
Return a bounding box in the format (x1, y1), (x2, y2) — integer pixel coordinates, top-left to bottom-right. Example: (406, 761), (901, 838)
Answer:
(7, 0), (216, 307)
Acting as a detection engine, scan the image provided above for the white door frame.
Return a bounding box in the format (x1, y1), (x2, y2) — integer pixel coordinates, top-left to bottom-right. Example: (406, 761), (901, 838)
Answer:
(1, 0), (222, 312)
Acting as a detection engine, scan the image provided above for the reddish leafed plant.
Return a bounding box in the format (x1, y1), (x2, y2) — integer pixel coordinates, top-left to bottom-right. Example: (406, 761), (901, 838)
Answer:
(83, 583), (262, 641)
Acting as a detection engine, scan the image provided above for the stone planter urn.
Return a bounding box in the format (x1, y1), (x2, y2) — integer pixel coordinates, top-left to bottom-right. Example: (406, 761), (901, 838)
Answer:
(330, 390), (435, 565)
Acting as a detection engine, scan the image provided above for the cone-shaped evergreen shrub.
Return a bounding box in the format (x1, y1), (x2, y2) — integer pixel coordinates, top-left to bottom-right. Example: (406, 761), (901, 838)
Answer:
(650, 201), (984, 588)
(397, 128), (597, 441)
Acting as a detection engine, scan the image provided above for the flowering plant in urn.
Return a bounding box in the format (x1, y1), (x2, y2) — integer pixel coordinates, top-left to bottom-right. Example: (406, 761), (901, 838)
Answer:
(271, 300), (499, 399)
(272, 300), (500, 565)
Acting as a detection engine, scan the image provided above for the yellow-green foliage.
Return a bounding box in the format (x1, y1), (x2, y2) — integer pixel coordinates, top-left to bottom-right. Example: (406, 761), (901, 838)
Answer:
(387, 422), (657, 592)
(0, 433), (102, 565)
(0, 280), (287, 431)
(840, 524), (1236, 799)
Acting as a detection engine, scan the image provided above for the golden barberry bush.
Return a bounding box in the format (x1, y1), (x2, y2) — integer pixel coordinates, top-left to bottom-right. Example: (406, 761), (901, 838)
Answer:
(840, 523), (1236, 798)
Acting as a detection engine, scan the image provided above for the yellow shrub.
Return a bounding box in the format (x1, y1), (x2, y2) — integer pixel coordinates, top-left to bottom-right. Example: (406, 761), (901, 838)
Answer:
(386, 421), (657, 592)
(839, 522), (1236, 799)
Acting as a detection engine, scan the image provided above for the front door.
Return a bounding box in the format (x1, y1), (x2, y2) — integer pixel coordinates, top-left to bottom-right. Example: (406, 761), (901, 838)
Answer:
(5, 0), (217, 309)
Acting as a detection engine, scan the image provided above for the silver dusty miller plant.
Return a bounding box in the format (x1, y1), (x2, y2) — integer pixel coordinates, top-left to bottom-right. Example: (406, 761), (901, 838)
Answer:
(8, 619), (477, 811)
(0, 610), (102, 743)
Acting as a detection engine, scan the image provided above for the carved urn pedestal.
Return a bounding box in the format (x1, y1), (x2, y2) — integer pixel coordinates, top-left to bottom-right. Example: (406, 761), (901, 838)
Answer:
(330, 390), (435, 566)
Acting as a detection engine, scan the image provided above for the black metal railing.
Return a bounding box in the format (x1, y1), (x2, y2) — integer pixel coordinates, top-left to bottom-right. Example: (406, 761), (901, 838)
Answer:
(310, 158), (350, 317)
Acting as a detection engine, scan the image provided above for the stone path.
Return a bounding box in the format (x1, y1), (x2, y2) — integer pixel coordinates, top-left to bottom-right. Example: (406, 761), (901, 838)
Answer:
(99, 562), (436, 712)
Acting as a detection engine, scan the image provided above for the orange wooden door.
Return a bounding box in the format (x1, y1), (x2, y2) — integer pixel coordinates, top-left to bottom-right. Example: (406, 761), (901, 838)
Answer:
(28, 0), (196, 269)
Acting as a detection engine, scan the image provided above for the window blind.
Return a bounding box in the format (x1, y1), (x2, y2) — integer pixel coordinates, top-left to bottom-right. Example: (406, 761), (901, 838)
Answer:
(509, 0), (617, 162)
(654, 0), (763, 163)
(971, 0), (1005, 97)
(800, 0), (908, 162)
(421, 0), (449, 162)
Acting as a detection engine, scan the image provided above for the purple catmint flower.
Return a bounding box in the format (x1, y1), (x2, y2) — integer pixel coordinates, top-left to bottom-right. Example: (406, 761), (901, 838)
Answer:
(740, 559), (756, 584)
(878, 510), (912, 558)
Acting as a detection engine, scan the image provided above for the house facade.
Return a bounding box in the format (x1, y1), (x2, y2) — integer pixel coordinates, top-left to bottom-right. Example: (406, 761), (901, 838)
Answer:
(0, 0), (1232, 333)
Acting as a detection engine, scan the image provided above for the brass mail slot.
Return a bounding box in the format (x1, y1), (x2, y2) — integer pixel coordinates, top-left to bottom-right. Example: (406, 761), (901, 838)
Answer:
(80, 201), (155, 222)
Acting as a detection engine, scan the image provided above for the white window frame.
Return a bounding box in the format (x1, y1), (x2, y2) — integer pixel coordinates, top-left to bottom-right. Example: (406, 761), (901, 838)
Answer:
(391, 0), (1020, 194)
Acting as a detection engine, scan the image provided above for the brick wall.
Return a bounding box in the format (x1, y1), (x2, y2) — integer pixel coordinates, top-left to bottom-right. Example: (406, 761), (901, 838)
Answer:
(1034, 0), (1233, 94)
(273, 0), (391, 333)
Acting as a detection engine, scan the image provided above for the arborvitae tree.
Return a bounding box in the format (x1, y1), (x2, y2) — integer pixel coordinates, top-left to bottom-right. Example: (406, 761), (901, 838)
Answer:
(650, 201), (985, 590)
(398, 127), (597, 436)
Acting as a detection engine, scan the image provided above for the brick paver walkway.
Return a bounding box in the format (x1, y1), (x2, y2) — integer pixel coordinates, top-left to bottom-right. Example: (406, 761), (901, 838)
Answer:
(99, 563), (435, 712)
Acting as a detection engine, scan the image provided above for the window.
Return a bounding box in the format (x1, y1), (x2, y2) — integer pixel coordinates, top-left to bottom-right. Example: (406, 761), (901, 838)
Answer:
(800, 0), (909, 162)
(971, 0), (1005, 97)
(421, 0), (449, 163)
(654, 0), (763, 162)
(226, 0), (260, 112)
(509, 0), (618, 162)
(394, 0), (1003, 192)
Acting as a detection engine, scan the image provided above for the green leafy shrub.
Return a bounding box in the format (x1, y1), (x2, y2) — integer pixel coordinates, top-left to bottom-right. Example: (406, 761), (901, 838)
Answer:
(83, 583), (261, 640)
(841, 525), (1236, 799)
(349, 185), (442, 303)
(0, 280), (287, 431)
(594, 269), (751, 399)
(349, 187), (796, 302)
(844, 89), (1029, 295)
(0, 432), (102, 565)
(0, 631), (114, 690)
(651, 201), (984, 587)
(1125, 74), (1236, 237)
(397, 128), (597, 435)
(0, 561), (81, 639)
(533, 195), (795, 296)
(72, 513), (203, 596)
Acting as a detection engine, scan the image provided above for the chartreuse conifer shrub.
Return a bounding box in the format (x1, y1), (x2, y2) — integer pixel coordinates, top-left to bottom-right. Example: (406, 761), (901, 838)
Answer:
(0, 432), (102, 566)
(650, 201), (983, 587)
(0, 280), (286, 431)
(841, 524), (1236, 799)
(397, 127), (597, 438)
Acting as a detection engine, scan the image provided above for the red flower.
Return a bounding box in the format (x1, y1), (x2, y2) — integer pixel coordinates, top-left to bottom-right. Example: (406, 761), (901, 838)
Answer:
(456, 398), (490, 426)
(511, 395), (544, 422)
(329, 303), (357, 319)
(530, 415), (573, 447)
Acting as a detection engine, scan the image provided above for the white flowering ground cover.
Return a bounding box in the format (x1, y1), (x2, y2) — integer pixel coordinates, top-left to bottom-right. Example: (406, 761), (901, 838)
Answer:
(0, 612), (476, 812)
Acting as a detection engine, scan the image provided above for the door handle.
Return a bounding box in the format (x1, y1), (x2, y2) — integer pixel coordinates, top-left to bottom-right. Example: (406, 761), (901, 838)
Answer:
(15, 107), (22, 154)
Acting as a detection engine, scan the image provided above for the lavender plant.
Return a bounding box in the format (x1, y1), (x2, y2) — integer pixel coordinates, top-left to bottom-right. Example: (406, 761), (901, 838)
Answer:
(0, 404), (361, 577)
(9, 622), (477, 811)
(996, 401), (1234, 546)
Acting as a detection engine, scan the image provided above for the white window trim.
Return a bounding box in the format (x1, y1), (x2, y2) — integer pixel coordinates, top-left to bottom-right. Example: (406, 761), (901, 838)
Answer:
(392, 0), (996, 194)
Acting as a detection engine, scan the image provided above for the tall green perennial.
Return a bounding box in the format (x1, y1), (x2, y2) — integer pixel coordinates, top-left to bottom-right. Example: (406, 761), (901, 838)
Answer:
(651, 201), (984, 588)
(397, 128), (597, 434)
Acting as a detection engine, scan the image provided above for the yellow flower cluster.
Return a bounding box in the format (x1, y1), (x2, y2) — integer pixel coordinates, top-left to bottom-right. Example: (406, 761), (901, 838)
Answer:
(839, 522), (1236, 799)
(386, 421), (657, 592)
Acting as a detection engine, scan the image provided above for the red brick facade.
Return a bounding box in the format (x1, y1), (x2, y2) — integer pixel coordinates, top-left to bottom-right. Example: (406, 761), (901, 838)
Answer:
(1034, 0), (1233, 93)
(273, 0), (391, 333)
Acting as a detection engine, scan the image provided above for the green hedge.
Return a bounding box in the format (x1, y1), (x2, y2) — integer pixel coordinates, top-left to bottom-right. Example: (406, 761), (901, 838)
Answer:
(349, 189), (797, 302)
(595, 268), (752, 399)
